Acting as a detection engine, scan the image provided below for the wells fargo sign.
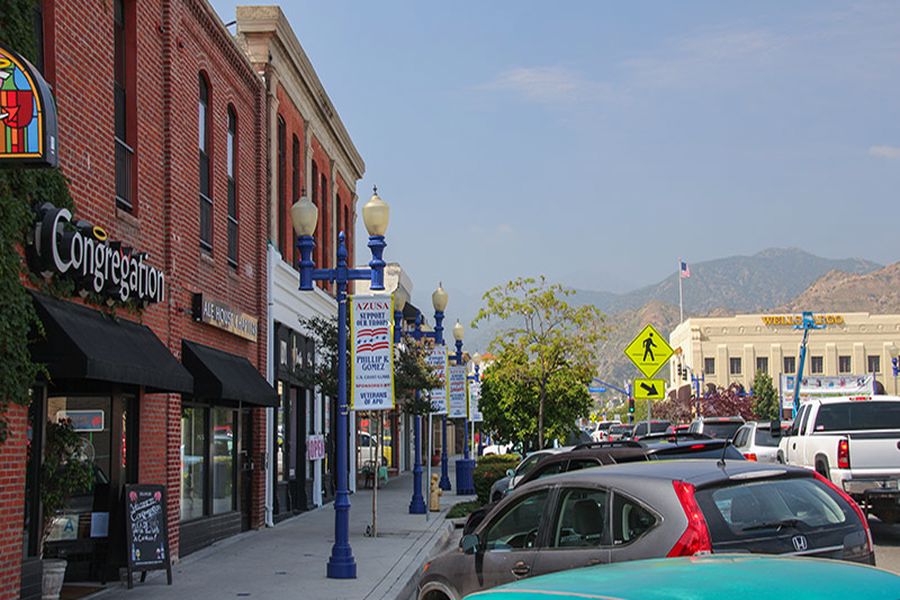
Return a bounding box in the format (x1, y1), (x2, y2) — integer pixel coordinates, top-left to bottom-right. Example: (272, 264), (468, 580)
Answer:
(761, 314), (845, 326)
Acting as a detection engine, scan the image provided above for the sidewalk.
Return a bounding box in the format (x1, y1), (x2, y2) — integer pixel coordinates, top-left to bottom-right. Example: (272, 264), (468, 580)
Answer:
(93, 465), (469, 600)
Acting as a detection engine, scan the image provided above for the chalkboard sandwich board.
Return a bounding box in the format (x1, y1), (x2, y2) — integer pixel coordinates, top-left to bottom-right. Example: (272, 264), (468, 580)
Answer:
(124, 484), (172, 588)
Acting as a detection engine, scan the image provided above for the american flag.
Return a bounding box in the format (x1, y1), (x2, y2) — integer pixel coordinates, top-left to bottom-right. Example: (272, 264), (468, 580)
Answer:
(680, 260), (690, 279)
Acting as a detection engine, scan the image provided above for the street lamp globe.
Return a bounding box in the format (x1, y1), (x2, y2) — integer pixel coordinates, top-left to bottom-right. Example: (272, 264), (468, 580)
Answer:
(362, 187), (390, 236)
(432, 283), (449, 313)
(453, 319), (464, 342)
(290, 193), (318, 236)
(394, 287), (408, 312)
(472, 352), (481, 365)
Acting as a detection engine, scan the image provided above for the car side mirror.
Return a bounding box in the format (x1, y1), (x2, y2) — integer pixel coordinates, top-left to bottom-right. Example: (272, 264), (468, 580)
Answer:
(461, 533), (481, 555)
(769, 420), (782, 438)
(505, 468), (515, 478)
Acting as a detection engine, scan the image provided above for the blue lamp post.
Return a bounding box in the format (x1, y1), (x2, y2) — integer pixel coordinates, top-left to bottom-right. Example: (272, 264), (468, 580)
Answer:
(452, 320), (476, 495)
(291, 187), (390, 580)
(431, 285), (452, 491)
(402, 285), (451, 512)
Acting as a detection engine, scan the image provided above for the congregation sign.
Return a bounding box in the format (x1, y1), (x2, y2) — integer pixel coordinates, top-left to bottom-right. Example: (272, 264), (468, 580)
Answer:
(350, 295), (395, 411)
(29, 203), (166, 305)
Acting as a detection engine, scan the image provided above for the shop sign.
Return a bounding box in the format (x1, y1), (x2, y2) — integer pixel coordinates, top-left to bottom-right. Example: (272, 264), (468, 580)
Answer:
(350, 295), (395, 411)
(307, 434), (325, 460)
(427, 345), (449, 414)
(55, 409), (104, 432)
(779, 374), (875, 409)
(124, 484), (172, 588)
(192, 293), (258, 341)
(0, 44), (59, 167)
(29, 203), (165, 304)
(469, 380), (483, 422)
(762, 314), (845, 326)
(448, 364), (468, 418)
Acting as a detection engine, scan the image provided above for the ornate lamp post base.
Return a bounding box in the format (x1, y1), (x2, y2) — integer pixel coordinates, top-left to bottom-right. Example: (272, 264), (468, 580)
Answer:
(439, 415), (451, 490)
(409, 414), (427, 514)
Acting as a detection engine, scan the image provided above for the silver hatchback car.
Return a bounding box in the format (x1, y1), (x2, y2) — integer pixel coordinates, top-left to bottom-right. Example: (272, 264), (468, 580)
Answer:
(731, 421), (781, 463)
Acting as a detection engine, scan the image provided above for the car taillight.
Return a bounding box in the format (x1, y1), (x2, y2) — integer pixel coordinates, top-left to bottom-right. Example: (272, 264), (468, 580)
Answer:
(837, 439), (850, 469)
(743, 453), (757, 461)
(668, 480), (712, 557)
(813, 471), (872, 554)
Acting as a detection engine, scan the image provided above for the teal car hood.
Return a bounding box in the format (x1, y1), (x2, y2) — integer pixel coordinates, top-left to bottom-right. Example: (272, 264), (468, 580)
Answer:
(465, 555), (900, 600)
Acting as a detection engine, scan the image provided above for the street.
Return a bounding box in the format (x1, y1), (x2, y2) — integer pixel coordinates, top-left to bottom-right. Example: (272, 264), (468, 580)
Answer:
(874, 519), (900, 574)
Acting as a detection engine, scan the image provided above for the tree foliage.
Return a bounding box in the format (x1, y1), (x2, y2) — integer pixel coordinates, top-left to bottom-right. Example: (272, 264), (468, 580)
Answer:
(0, 2), (76, 442)
(394, 337), (442, 416)
(41, 419), (94, 551)
(752, 371), (780, 420)
(473, 276), (606, 448)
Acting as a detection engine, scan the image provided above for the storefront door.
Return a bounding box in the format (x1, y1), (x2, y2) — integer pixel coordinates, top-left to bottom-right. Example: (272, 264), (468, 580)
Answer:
(240, 408), (253, 531)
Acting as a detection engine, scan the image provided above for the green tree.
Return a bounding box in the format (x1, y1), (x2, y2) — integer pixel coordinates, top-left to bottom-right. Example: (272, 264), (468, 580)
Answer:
(752, 371), (779, 420)
(473, 276), (606, 448)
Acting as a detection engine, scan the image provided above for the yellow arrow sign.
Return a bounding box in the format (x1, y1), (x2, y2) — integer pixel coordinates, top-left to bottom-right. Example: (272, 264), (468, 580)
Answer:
(633, 378), (666, 400)
(623, 323), (674, 378)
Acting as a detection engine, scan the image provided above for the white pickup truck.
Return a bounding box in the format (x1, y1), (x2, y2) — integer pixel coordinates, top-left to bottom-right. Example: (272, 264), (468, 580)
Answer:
(778, 395), (900, 523)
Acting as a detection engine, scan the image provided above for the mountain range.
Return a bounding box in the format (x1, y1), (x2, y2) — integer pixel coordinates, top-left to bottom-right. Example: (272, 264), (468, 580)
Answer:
(464, 248), (891, 387)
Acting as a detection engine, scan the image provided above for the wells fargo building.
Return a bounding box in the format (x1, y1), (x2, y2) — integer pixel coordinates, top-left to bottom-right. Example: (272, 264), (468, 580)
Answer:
(669, 312), (900, 397)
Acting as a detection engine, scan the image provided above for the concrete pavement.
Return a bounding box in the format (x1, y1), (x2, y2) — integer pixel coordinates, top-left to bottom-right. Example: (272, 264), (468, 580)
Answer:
(92, 467), (470, 600)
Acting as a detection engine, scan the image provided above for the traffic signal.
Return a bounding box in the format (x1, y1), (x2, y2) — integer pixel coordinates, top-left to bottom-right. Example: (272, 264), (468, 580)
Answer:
(628, 398), (635, 423)
(677, 364), (683, 379)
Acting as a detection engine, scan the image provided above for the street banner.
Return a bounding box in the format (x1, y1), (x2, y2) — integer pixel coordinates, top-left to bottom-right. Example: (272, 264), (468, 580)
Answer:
(350, 295), (395, 411)
(779, 374), (875, 409)
(469, 379), (483, 422)
(448, 364), (468, 418)
(427, 345), (449, 414)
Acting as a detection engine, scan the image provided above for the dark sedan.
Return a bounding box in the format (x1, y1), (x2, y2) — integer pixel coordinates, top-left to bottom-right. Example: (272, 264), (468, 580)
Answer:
(417, 460), (874, 600)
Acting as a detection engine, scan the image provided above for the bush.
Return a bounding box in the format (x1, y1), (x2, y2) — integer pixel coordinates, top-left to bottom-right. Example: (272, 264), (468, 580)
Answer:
(474, 455), (520, 505)
(477, 453), (521, 465)
(446, 500), (481, 519)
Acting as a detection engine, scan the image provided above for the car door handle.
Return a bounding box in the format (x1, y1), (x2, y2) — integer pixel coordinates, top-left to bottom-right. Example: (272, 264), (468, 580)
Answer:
(511, 561), (530, 577)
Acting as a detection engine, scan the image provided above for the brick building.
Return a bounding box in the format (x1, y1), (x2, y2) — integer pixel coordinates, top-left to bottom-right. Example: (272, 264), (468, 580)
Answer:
(235, 6), (367, 520)
(5, 1), (273, 596)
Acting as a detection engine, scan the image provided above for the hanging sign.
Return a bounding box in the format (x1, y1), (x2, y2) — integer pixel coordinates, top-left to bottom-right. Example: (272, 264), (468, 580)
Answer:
(427, 345), (449, 414)
(350, 295), (395, 410)
(469, 379), (483, 422)
(192, 293), (258, 341)
(0, 44), (59, 167)
(28, 203), (166, 305)
(448, 364), (468, 418)
(124, 484), (172, 589)
(780, 374), (875, 409)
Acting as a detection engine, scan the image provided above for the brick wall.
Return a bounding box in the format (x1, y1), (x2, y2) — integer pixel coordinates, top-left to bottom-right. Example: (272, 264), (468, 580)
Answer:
(0, 405), (27, 600)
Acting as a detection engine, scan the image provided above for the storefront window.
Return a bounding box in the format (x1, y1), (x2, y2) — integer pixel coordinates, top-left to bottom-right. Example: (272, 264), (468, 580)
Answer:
(212, 408), (235, 514)
(276, 382), (286, 481)
(181, 407), (206, 521)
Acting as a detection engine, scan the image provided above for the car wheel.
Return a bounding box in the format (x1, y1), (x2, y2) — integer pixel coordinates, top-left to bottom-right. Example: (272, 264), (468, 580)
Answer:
(491, 491), (502, 503)
(875, 510), (899, 524)
(815, 457), (829, 479)
(776, 451), (785, 464)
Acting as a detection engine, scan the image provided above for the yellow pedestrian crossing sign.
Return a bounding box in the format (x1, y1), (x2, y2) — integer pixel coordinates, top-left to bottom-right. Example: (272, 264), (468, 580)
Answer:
(634, 378), (665, 400)
(623, 323), (673, 378)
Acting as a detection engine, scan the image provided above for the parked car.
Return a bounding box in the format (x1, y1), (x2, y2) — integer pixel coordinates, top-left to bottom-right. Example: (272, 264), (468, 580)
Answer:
(778, 395), (900, 523)
(417, 459), (874, 600)
(606, 424), (633, 441)
(732, 420), (782, 463)
(488, 448), (567, 503)
(630, 419), (670, 440)
(637, 433), (745, 461)
(689, 415), (746, 439)
(357, 431), (386, 466)
(463, 555), (900, 600)
(589, 420), (621, 442)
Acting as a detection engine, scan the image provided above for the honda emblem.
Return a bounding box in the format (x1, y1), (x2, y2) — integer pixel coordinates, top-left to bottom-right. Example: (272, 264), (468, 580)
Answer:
(792, 535), (808, 552)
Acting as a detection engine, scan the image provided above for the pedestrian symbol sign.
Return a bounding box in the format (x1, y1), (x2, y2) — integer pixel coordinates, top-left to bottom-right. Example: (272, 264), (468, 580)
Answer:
(623, 324), (673, 378)
(633, 378), (665, 400)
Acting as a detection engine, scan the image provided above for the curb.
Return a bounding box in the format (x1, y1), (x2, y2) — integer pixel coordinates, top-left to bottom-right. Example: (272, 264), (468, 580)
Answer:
(392, 521), (458, 600)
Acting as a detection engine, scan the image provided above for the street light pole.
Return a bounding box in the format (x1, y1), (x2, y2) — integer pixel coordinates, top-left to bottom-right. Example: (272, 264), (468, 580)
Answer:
(291, 187), (390, 580)
(432, 285), (452, 491)
(453, 320), (476, 495)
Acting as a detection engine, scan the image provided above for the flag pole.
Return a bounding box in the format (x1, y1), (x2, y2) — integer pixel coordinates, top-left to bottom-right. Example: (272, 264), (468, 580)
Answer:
(678, 258), (684, 323)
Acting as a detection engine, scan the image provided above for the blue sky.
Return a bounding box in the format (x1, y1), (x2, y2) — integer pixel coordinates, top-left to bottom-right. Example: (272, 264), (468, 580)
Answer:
(212, 1), (899, 318)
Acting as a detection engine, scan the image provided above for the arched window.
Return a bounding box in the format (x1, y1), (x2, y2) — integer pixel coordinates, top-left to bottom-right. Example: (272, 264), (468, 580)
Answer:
(199, 73), (212, 250)
(227, 106), (238, 266)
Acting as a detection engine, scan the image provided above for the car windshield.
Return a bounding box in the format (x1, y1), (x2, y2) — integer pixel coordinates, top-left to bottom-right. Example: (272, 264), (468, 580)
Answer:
(702, 422), (743, 439)
(814, 401), (900, 431)
(696, 477), (849, 542)
(649, 422), (670, 434)
(754, 428), (779, 447)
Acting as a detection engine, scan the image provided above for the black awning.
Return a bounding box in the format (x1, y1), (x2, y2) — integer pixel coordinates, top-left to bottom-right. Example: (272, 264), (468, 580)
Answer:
(31, 292), (193, 394)
(182, 340), (277, 407)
